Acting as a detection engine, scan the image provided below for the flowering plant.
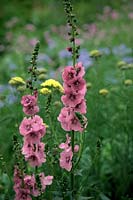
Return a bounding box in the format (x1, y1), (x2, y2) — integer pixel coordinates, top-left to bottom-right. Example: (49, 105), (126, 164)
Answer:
(8, 0), (88, 199)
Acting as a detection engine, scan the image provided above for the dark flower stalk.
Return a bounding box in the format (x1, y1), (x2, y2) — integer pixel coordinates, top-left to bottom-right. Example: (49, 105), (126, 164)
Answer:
(26, 41), (40, 93)
(63, 0), (80, 67)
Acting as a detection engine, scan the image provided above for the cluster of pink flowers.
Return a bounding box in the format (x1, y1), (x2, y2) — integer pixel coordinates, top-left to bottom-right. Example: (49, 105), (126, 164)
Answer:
(21, 92), (39, 116)
(14, 166), (53, 200)
(58, 62), (87, 132)
(14, 91), (53, 199)
(59, 134), (79, 171)
(20, 92), (46, 167)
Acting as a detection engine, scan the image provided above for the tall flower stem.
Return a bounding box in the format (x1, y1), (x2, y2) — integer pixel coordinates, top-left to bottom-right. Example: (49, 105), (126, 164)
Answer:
(71, 130), (75, 198)
(63, 0), (80, 198)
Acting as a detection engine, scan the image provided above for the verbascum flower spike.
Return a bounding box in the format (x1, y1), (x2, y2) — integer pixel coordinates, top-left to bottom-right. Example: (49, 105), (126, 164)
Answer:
(14, 43), (53, 199)
(58, 62), (87, 132)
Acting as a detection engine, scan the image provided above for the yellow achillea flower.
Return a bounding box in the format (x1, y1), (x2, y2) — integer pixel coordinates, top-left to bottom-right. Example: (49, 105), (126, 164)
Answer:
(117, 61), (127, 68)
(40, 88), (51, 94)
(99, 89), (109, 96)
(41, 79), (64, 93)
(90, 50), (102, 58)
(124, 79), (133, 86)
(9, 77), (25, 85)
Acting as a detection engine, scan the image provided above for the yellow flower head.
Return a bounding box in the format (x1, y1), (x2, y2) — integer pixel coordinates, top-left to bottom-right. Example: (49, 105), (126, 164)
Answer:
(117, 61), (127, 68)
(99, 89), (109, 96)
(39, 88), (51, 94)
(124, 79), (133, 86)
(90, 50), (102, 58)
(127, 63), (133, 69)
(9, 77), (25, 86)
(41, 79), (64, 93)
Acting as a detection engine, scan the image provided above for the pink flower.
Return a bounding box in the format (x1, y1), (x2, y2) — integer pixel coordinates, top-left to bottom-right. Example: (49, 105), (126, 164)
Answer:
(13, 166), (22, 193)
(32, 115), (46, 135)
(22, 141), (34, 155)
(128, 12), (133, 19)
(74, 145), (79, 153)
(24, 131), (42, 144)
(58, 107), (83, 131)
(24, 175), (40, 197)
(19, 115), (46, 138)
(62, 66), (76, 83)
(69, 115), (83, 132)
(15, 188), (31, 200)
(75, 62), (85, 77)
(64, 77), (86, 95)
(21, 95), (37, 107)
(70, 77), (86, 92)
(24, 142), (46, 167)
(59, 134), (71, 149)
(25, 151), (46, 167)
(19, 117), (33, 136)
(111, 11), (119, 20)
(25, 24), (36, 32)
(24, 175), (35, 188)
(23, 105), (39, 116)
(61, 91), (83, 107)
(58, 107), (74, 131)
(36, 142), (46, 159)
(59, 147), (73, 171)
(74, 99), (87, 114)
(39, 173), (53, 191)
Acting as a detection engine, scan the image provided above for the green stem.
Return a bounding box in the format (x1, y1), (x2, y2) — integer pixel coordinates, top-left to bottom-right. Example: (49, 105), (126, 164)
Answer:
(71, 130), (75, 198)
